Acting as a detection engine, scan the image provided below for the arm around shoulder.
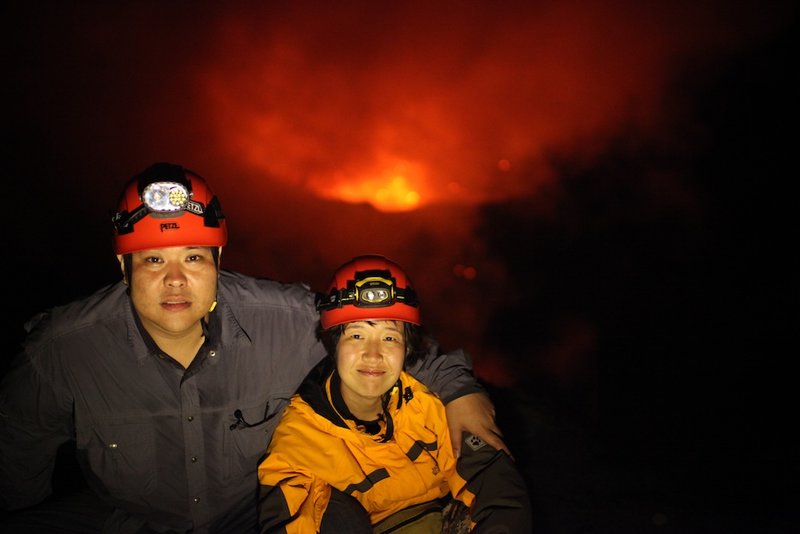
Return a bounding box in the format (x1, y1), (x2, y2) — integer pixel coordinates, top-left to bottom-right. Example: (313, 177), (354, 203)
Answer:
(406, 347), (484, 403)
(406, 346), (511, 455)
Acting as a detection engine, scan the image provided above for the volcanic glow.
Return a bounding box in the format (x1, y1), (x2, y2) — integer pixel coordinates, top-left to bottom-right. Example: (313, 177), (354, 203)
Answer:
(309, 160), (426, 212)
(201, 3), (691, 211)
(196, 1), (770, 214)
(328, 174), (420, 212)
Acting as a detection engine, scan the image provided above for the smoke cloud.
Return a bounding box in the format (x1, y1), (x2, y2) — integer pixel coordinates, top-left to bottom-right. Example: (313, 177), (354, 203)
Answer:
(5, 1), (794, 386)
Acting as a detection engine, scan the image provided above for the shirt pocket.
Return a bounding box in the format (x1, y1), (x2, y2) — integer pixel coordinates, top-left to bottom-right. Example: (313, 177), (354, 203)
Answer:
(224, 395), (287, 484)
(77, 421), (157, 497)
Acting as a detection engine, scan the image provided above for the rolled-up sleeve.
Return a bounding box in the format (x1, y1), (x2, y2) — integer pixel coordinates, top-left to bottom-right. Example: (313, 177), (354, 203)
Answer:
(405, 347), (484, 404)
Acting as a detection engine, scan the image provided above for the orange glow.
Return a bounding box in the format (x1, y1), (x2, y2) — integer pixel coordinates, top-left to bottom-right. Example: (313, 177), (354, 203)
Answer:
(196, 2), (770, 217)
(308, 160), (426, 212)
(326, 175), (420, 212)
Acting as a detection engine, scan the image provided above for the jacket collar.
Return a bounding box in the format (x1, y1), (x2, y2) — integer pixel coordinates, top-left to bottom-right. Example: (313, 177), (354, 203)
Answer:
(326, 371), (403, 442)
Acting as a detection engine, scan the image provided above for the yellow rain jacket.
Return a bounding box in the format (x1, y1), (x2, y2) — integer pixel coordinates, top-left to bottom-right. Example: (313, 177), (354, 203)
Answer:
(258, 371), (475, 532)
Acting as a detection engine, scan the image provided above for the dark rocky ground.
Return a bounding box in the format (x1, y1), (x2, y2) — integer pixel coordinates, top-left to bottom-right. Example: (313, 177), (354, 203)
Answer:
(489, 384), (799, 534)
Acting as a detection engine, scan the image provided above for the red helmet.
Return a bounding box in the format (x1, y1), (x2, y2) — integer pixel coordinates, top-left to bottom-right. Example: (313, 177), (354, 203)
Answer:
(112, 163), (228, 254)
(318, 255), (421, 329)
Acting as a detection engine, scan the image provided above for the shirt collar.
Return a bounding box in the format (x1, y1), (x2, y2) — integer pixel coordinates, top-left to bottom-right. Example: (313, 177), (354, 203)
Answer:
(127, 299), (223, 364)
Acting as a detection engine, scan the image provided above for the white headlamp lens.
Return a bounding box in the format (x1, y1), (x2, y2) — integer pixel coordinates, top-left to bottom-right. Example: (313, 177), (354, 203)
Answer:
(355, 276), (394, 306)
(361, 288), (390, 304)
(142, 182), (189, 212)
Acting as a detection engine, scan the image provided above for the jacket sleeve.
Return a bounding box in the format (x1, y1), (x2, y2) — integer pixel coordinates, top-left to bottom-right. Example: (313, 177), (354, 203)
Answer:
(425, 386), (531, 532)
(258, 404), (332, 534)
(452, 434), (533, 532)
(258, 454), (331, 533)
(404, 347), (484, 404)
(0, 350), (73, 510)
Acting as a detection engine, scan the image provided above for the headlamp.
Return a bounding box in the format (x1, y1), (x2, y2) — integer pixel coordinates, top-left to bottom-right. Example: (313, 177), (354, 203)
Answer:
(317, 269), (419, 311)
(355, 276), (395, 307)
(142, 182), (190, 213)
(112, 175), (218, 236)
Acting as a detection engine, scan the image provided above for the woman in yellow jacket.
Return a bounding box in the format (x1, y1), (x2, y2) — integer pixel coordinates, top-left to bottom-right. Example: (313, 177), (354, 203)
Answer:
(258, 255), (531, 533)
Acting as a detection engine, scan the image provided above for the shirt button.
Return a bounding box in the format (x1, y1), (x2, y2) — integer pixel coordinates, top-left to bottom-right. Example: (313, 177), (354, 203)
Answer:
(193, 497), (200, 504)
(209, 350), (216, 357)
(187, 416), (194, 422)
(191, 456), (198, 463)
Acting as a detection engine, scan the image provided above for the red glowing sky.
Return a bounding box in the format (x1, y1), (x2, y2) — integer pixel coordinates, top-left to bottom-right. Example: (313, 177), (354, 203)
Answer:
(6, 1), (794, 385)
(200, 1), (767, 211)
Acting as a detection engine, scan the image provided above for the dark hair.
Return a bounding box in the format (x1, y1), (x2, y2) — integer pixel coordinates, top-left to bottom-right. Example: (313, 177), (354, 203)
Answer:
(317, 320), (435, 370)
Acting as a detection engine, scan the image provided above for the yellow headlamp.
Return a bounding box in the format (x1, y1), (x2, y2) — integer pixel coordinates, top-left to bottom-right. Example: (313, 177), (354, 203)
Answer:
(354, 276), (395, 306)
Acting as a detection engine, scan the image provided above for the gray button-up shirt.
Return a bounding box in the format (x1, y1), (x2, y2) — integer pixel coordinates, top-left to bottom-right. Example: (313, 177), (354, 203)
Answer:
(0, 271), (479, 532)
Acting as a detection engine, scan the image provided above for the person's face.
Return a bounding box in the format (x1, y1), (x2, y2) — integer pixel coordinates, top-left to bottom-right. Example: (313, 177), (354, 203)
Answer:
(122, 246), (218, 340)
(336, 320), (406, 411)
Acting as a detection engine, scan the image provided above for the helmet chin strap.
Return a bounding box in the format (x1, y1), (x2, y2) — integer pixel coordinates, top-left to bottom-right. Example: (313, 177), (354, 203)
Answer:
(123, 254), (133, 294)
